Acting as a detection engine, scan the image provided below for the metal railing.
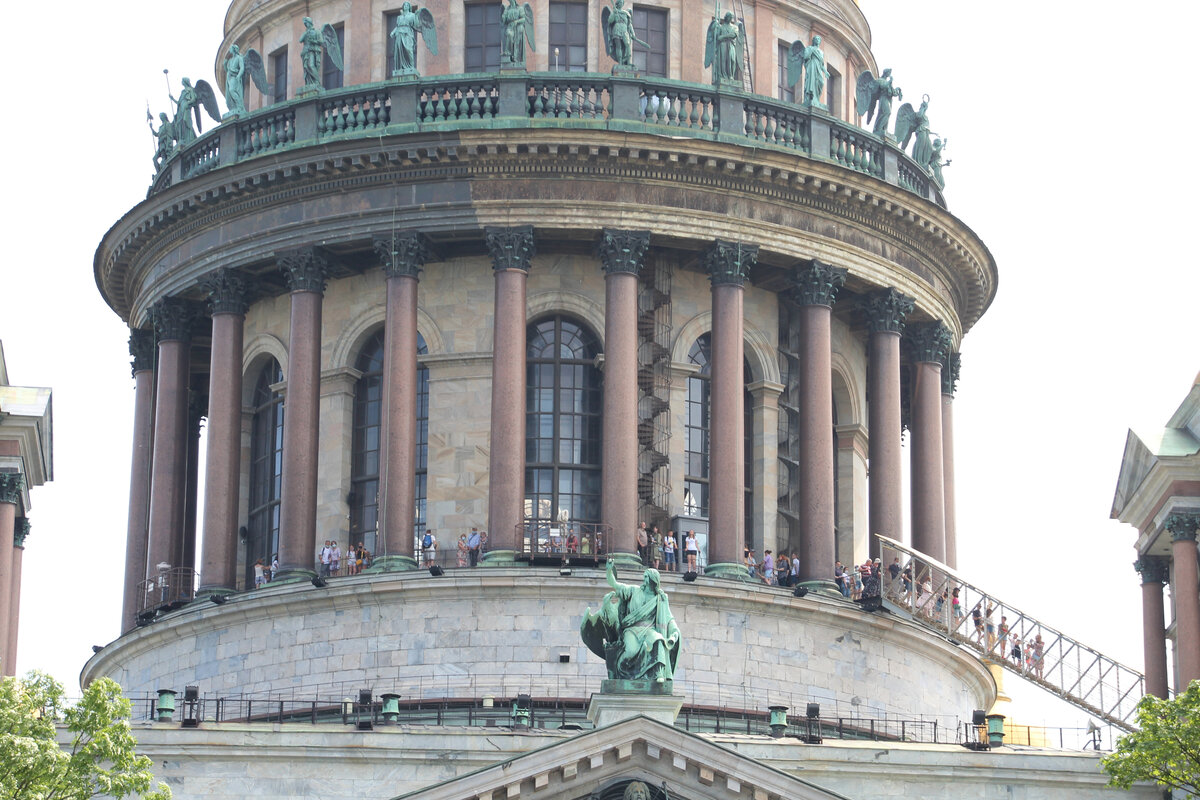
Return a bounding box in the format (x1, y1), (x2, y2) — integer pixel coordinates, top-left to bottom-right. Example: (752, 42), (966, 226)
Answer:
(149, 73), (946, 209)
(877, 535), (1145, 732)
(135, 568), (198, 618)
(514, 521), (614, 561)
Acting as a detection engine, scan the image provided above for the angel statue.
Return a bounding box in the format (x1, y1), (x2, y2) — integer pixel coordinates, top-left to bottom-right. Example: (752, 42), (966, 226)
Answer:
(785, 35), (827, 108)
(704, 11), (745, 86)
(929, 138), (950, 188)
(170, 77), (221, 146)
(222, 45), (269, 117)
(391, 2), (438, 77)
(148, 111), (174, 172)
(855, 68), (902, 138)
(580, 560), (680, 684)
(300, 17), (343, 89)
(895, 95), (933, 169)
(501, 0), (535, 67)
(602, 0), (648, 71)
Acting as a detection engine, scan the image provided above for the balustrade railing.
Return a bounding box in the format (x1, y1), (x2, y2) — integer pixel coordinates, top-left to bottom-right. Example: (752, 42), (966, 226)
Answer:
(514, 520), (613, 561)
(135, 567), (198, 618)
(150, 73), (945, 208)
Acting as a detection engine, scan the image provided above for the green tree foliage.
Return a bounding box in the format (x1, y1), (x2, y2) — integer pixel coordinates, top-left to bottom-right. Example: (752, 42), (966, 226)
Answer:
(1102, 681), (1200, 796)
(0, 671), (170, 800)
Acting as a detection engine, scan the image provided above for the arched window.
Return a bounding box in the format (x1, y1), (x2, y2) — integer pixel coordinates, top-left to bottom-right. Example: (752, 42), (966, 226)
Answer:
(349, 330), (429, 557)
(683, 333), (753, 543)
(525, 316), (602, 526)
(247, 359), (283, 585)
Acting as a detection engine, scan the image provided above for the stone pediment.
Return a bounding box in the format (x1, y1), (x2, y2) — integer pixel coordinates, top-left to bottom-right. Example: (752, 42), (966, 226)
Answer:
(389, 715), (851, 800)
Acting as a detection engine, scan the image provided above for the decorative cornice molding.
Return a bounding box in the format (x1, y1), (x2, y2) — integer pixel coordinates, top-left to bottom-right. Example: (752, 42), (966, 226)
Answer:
(485, 226), (536, 273)
(861, 288), (914, 334)
(201, 268), (250, 316)
(790, 259), (847, 307)
(278, 247), (330, 294)
(704, 239), (758, 287)
(1166, 512), (1200, 542)
(373, 232), (432, 279)
(129, 328), (156, 376)
(907, 321), (952, 365)
(147, 298), (196, 343)
(1133, 556), (1169, 585)
(598, 228), (651, 276)
(0, 473), (24, 505)
(941, 352), (961, 396)
(14, 517), (30, 548)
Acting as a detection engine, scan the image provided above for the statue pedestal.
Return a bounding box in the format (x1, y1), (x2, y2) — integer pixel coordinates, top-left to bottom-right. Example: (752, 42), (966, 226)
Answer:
(611, 65), (639, 77)
(391, 69), (420, 81)
(296, 85), (323, 98)
(499, 62), (527, 74)
(587, 683), (683, 728)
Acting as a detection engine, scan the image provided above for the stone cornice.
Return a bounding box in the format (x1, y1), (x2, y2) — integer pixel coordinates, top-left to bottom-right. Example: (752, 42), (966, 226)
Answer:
(907, 321), (952, 365)
(598, 229), (651, 276)
(96, 129), (994, 336)
(279, 247), (330, 294)
(129, 328), (155, 375)
(1133, 555), (1168, 585)
(704, 239), (759, 287)
(0, 472), (23, 505)
(790, 259), (847, 307)
(374, 232), (432, 279)
(484, 226), (536, 273)
(861, 288), (914, 334)
(201, 268), (250, 315)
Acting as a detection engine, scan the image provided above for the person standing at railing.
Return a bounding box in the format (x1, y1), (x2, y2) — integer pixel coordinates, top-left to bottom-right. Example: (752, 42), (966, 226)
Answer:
(636, 522), (649, 565)
(996, 615), (1010, 657)
(253, 558), (266, 589)
(663, 530), (676, 572)
(684, 530), (699, 573)
(330, 540), (341, 576)
(456, 534), (468, 568)
(467, 527), (482, 567)
(984, 605), (996, 651)
(1032, 634), (1045, 679)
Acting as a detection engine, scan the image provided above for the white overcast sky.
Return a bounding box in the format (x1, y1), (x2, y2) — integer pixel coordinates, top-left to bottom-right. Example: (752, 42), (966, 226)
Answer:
(2, 0), (1196, 732)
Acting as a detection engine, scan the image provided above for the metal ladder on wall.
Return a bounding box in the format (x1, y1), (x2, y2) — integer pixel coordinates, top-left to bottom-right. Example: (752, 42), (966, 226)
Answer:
(636, 255), (672, 527)
(731, 0), (753, 93)
(876, 535), (1146, 732)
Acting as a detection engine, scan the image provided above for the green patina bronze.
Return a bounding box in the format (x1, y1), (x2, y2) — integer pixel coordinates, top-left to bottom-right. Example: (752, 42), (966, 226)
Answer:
(581, 560), (680, 686)
(929, 137), (950, 188)
(170, 77), (220, 146)
(704, 11), (744, 86)
(222, 45), (269, 117)
(601, 0), (648, 70)
(895, 96), (933, 169)
(148, 112), (174, 172)
(501, 0), (535, 68)
(798, 36), (828, 109)
(301, 17), (343, 89)
(855, 68), (902, 138)
(390, 3), (438, 77)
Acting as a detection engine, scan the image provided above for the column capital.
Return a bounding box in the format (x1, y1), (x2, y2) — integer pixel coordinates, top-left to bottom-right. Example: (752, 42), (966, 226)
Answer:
(861, 288), (915, 334)
(941, 352), (961, 396)
(278, 246), (330, 294)
(485, 225), (536, 272)
(907, 321), (952, 364)
(0, 473), (23, 505)
(704, 239), (758, 287)
(1167, 512), (1200, 542)
(14, 517), (30, 548)
(129, 328), (156, 376)
(374, 232), (432, 279)
(201, 268), (250, 315)
(790, 259), (847, 307)
(1134, 555), (1169, 585)
(147, 298), (197, 343)
(598, 228), (651, 275)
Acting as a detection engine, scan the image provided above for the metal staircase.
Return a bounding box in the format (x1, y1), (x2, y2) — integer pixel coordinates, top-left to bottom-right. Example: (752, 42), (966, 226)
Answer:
(776, 301), (801, 552)
(876, 535), (1146, 732)
(636, 254), (672, 526)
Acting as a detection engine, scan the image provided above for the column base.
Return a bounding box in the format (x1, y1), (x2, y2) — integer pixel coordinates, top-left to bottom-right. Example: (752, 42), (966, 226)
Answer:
(196, 586), (237, 601)
(587, 686), (683, 728)
(704, 562), (751, 581)
(361, 555), (418, 574)
(608, 552), (645, 571)
(798, 579), (842, 599)
(480, 550), (518, 566)
(266, 568), (318, 586)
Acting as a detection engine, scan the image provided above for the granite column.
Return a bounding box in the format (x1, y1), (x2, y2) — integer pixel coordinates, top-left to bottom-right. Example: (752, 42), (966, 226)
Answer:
(8, 519), (27, 673)
(941, 352), (960, 569)
(862, 290), (913, 560)
(703, 240), (757, 574)
(122, 329), (156, 631)
(374, 234), (430, 569)
(791, 261), (846, 586)
(1135, 556), (1170, 698)
(275, 248), (329, 580)
(0, 474), (20, 676)
(485, 227), (535, 558)
(179, 391), (205, 573)
(907, 321), (951, 563)
(199, 269), (248, 594)
(599, 229), (650, 559)
(146, 299), (195, 578)
(1168, 513), (1200, 687)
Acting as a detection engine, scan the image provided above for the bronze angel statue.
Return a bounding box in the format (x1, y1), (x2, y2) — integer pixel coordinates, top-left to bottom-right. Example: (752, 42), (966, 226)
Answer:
(391, 2), (438, 76)
(894, 95), (933, 169)
(602, 0), (648, 70)
(855, 68), (902, 138)
(222, 45), (270, 117)
(501, 0), (535, 67)
(704, 10), (745, 85)
(169, 77), (221, 146)
(300, 17), (343, 88)
(786, 36), (827, 108)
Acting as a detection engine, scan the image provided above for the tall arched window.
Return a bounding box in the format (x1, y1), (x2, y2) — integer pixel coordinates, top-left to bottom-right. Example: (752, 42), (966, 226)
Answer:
(683, 333), (753, 543)
(349, 330), (429, 557)
(247, 359), (284, 585)
(525, 316), (602, 526)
